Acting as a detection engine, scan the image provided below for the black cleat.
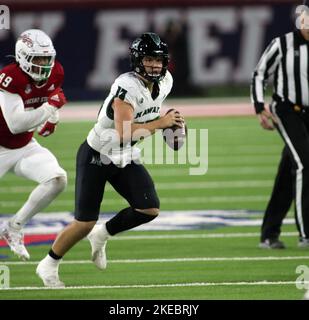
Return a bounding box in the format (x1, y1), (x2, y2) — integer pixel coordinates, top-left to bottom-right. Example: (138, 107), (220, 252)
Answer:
(298, 238), (309, 248)
(259, 238), (286, 249)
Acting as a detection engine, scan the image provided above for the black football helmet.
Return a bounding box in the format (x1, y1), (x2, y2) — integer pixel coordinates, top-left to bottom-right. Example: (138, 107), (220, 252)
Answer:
(130, 32), (169, 83)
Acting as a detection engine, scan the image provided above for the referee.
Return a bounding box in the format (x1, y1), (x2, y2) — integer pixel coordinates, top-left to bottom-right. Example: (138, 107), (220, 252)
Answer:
(251, 3), (309, 248)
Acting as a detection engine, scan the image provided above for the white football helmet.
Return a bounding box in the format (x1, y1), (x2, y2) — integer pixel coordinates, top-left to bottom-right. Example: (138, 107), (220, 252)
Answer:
(15, 29), (56, 82)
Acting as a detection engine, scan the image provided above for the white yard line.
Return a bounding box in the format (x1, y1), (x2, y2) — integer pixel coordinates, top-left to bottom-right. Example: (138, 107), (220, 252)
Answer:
(2, 255), (308, 266)
(57, 154), (278, 164)
(0, 281), (304, 291)
(0, 195), (270, 207)
(0, 231), (299, 241)
(94, 231), (299, 240)
(1, 167), (278, 182)
(0, 180), (274, 194)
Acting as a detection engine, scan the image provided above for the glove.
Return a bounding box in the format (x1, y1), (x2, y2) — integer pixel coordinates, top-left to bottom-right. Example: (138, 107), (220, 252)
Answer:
(38, 121), (57, 137)
(48, 87), (67, 109)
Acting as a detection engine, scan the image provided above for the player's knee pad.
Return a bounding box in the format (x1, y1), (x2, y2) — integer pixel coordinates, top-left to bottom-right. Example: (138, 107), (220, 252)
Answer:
(132, 191), (160, 211)
(45, 175), (67, 195)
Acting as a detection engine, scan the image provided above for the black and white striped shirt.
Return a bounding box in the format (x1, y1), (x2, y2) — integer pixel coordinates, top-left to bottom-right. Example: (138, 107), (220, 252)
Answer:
(251, 30), (309, 113)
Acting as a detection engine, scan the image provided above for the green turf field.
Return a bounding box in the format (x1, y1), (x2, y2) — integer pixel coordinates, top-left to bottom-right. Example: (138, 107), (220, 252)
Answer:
(1, 116), (308, 300)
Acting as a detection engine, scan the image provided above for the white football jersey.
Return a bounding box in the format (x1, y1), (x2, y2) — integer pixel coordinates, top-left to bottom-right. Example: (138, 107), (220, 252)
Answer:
(87, 70), (173, 167)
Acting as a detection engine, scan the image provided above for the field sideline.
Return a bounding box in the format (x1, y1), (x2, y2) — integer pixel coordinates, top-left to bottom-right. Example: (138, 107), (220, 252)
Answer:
(59, 98), (255, 122)
(1, 100), (308, 300)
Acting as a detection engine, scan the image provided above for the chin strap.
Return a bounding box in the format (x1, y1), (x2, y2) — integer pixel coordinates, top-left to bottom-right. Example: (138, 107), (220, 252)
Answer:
(151, 81), (160, 100)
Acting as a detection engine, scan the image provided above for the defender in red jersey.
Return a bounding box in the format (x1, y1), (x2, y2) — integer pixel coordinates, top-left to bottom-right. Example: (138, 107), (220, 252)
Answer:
(0, 29), (68, 260)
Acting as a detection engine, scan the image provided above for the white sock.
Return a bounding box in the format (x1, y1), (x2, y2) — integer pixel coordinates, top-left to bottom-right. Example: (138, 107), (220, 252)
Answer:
(43, 254), (61, 267)
(101, 223), (111, 239)
(92, 223), (111, 243)
(10, 176), (67, 230)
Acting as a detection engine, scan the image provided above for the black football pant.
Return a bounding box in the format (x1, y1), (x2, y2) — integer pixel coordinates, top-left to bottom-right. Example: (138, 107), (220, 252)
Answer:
(260, 146), (293, 241)
(263, 100), (309, 241)
(74, 141), (160, 222)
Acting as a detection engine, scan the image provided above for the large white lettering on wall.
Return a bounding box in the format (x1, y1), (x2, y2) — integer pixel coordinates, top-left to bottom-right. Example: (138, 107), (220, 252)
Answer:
(0, 5), (291, 97)
(87, 10), (148, 88)
(234, 7), (273, 82)
(87, 7), (274, 88)
(188, 8), (237, 84)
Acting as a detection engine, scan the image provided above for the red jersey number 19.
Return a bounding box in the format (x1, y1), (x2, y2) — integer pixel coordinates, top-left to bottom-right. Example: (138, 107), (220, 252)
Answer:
(0, 73), (13, 88)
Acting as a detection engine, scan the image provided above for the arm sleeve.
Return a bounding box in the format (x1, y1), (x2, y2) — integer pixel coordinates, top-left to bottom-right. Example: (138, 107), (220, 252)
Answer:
(0, 90), (58, 134)
(250, 38), (282, 114)
(47, 110), (59, 124)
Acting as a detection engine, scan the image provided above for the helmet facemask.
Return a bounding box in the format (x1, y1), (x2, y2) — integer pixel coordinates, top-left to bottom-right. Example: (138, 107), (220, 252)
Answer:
(23, 54), (55, 82)
(135, 53), (169, 83)
(15, 29), (56, 82)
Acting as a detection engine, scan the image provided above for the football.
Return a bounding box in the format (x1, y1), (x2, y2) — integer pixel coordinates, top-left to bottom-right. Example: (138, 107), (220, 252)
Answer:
(162, 109), (187, 151)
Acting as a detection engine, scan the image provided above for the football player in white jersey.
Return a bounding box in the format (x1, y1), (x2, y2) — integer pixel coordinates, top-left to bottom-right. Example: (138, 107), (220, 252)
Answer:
(36, 32), (184, 287)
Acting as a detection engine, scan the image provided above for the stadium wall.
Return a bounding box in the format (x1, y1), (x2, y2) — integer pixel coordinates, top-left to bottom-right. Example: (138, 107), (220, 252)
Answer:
(0, 0), (301, 101)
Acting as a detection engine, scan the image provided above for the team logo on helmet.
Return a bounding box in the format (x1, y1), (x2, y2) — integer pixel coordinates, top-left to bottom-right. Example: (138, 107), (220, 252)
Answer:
(19, 34), (33, 48)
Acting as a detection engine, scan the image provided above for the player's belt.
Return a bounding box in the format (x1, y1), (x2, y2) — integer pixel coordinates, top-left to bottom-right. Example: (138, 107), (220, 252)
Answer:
(272, 94), (309, 112)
